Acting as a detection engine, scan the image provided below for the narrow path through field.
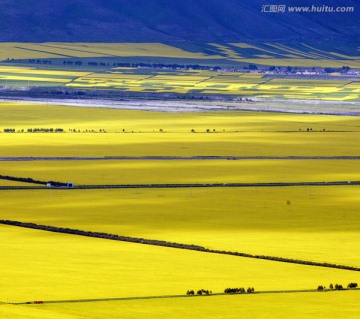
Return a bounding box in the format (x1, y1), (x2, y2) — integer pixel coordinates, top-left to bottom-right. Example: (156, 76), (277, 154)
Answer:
(7, 288), (359, 305)
(1, 220), (359, 272)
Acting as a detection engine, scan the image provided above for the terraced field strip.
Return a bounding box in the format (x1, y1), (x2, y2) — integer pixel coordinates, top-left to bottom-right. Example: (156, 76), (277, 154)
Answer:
(1, 220), (359, 272)
(1, 156), (360, 161)
(9, 288), (359, 305)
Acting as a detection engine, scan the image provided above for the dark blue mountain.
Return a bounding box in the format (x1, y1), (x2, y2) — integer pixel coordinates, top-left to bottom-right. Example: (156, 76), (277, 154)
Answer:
(0, 0), (359, 42)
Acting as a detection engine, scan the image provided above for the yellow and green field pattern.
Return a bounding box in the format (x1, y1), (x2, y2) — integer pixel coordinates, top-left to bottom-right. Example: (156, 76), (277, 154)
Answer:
(1, 65), (360, 101)
(68, 69), (360, 100)
(0, 66), (90, 86)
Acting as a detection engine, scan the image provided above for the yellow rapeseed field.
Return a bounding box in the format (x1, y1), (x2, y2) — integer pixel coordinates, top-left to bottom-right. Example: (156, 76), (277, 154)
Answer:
(0, 66), (90, 86)
(1, 42), (360, 69)
(0, 63), (359, 100)
(1, 102), (360, 157)
(1, 226), (359, 309)
(17, 292), (360, 319)
(1, 160), (360, 185)
(1, 102), (359, 318)
(1, 186), (359, 266)
(0, 43), (221, 61)
(66, 69), (360, 100)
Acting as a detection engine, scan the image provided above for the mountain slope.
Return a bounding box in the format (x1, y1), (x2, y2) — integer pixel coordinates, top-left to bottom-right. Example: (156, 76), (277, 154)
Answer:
(0, 0), (359, 42)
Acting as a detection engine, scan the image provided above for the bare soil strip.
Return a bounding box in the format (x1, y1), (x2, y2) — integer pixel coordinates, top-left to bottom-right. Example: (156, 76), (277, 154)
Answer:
(1, 220), (359, 272)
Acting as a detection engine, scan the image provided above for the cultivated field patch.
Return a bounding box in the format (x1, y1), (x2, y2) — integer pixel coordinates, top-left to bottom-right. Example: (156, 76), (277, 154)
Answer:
(1, 100), (359, 318)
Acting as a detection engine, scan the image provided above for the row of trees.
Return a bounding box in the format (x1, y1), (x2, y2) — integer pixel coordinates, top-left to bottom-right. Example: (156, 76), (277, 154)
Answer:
(324, 66), (351, 74)
(347, 282), (358, 288)
(63, 61), (83, 66)
(11, 58), (224, 71)
(3, 128), (64, 133)
(27, 59), (52, 64)
(191, 129), (223, 133)
(86, 61), (222, 70)
(186, 287), (255, 296)
(224, 287), (255, 294)
(0, 220), (207, 252)
(12, 57), (353, 74)
(0, 174), (68, 187)
(27, 128), (64, 133)
(2, 128), (109, 133)
(186, 289), (212, 296)
(317, 282), (357, 291)
(1, 221), (358, 274)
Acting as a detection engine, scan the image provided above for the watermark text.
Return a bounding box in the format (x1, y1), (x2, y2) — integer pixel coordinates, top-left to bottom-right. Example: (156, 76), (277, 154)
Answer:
(261, 4), (355, 13)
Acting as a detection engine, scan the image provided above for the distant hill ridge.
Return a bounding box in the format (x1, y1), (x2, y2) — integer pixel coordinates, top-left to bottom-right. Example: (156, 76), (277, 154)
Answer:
(0, 0), (359, 42)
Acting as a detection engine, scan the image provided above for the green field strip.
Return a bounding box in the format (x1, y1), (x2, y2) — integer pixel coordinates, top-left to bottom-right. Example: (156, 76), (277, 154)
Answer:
(1, 220), (359, 272)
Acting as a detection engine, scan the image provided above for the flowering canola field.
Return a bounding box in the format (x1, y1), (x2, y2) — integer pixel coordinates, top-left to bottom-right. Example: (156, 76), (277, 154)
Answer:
(0, 102), (359, 318)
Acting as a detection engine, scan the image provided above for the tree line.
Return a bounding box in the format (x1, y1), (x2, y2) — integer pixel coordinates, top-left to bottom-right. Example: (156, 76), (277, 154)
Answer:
(186, 287), (255, 296)
(0, 175), (69, 188)
(224, 287), (255, 294)
(317, 282), (357, 291)
(3, 128), (64, 133)
(186, 289), (212, 296)
(2, 128), (109, 133)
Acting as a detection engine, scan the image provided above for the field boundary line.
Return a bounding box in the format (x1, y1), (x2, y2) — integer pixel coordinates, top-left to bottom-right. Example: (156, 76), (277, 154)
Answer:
(34, 44), (117, 57)
(1, 180), (360, 191)
(2, 156), (360, 161)
(13, 46), (74, 58)
(10, 288), (360, 305)
(1, 220), (359, 272)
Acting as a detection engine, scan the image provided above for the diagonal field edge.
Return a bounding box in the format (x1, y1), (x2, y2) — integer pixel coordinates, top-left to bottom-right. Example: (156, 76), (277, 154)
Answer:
(8, 288), (360, 305)
(1, 220), (359, 272)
